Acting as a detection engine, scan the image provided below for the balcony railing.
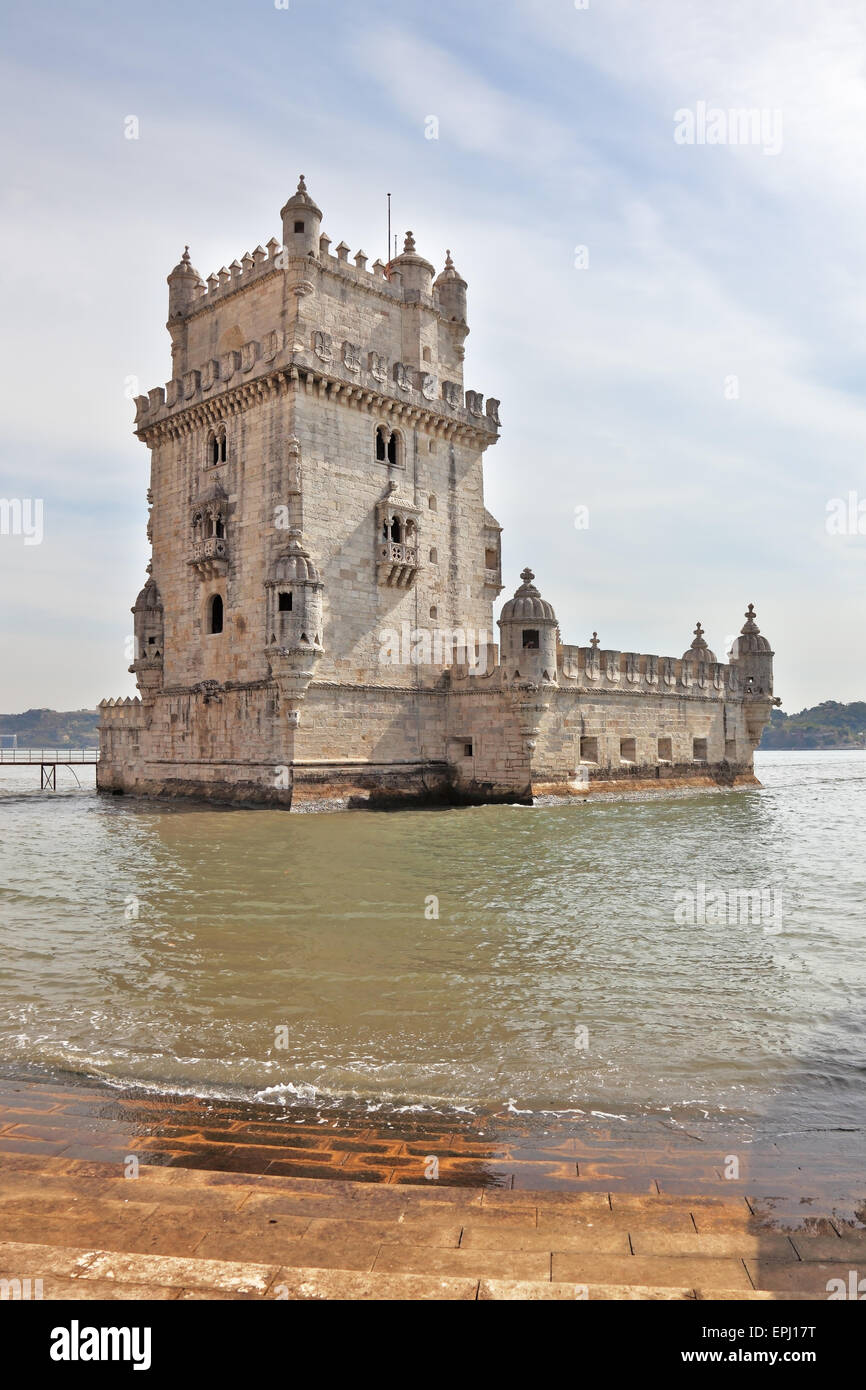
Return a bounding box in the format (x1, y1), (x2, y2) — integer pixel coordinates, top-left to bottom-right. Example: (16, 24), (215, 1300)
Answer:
(188, 535), (228, 578)
(378, 542), (418, 566)
(191, 537), (227, 562)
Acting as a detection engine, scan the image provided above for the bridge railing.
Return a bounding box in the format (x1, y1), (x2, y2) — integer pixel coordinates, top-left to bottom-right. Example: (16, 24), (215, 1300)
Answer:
(0, 748), (100, 764)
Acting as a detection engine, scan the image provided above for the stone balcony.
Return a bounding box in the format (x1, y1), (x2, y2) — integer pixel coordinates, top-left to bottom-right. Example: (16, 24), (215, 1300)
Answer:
(377, 541), (418, 588)
(188, 536), (228, 580)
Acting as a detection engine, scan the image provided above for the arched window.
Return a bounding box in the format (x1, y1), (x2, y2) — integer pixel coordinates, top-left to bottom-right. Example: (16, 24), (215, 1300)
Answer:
(219, 427), (227, 463)
(387, 433), (398, 465)
(278, 591), (292, 612)
(208, 431), (218, 466)
(429, 547), (438, 563)
(375, 426), (387, 461)
(428, 495), (437, 511)
(390, 517), (402, 542)
(215, 514), (225, 539)
(208, 594), (224, 635)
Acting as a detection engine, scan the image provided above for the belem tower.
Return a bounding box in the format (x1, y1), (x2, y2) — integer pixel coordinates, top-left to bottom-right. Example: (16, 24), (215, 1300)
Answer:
(98, 177), (779, 808)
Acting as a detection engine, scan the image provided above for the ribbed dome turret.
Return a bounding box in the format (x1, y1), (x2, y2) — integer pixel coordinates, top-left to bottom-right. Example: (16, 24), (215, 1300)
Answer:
(390, 229), (435, 295)
(731, 603), (772, 656)
(500, 568), (557, 623)
(280, 173), (322, 220)
(167, 247), (203, 319)
(280, 175), (323, 259)
(682, 621), (716, 663)
(133, 576), (162, 611)
(271, 535), (320, 585)
(434, 249), (467, 322)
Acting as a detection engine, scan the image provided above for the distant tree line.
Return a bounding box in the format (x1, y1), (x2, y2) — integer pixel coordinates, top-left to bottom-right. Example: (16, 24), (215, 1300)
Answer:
(0, 708), (100, 749)
(761, 701), (866, 750)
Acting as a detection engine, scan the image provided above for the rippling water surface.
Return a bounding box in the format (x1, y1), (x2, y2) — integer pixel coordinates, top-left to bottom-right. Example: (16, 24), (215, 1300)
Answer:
(1, 752), (864, 1137)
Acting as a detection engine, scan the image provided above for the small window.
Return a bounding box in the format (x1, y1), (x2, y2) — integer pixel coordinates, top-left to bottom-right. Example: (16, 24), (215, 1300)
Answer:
(693, 737), (708, 762)
(464, 741), (474, 758)
(428, 439), (436, 453)
(220, 430), (227, 463)
(428, 495), (437, 511)
(387, 433), (398, 466)
(422, 346), (432, 362)
(390, 517), (402, 542)
(658, 736), (673, 761)
(485, 548), (498, 570)
(430, 606), (438, 619)
(294, 220), (305, 233)
(278, 591), (293, 612)
(522, 629), (539, 649)
(375, 426), (387, 461)
(620, 737), (636, 762)
(215, 515), (225, 539)
(210, 433), (219, 466)
(580, 736), (598, 763)
(429, 547), (438, 563)
(208, 594), (224, 635)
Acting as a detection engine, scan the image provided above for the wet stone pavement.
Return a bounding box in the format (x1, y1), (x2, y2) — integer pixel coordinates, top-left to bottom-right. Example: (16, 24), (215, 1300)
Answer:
(0, 1075), (864, 1300)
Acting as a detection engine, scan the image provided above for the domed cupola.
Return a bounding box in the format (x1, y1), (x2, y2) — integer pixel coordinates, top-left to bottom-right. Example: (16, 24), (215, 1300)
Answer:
(280, 174), (323, 260)
(682, 621), (717, 664)
(730, 604), (776, 744)
(167, 246), (204, 320)
(390, 229), (435, 297)
(498, 568), (559, 685)
(434, 249), (467, 325)
(130, 576), (164, 701)
(731, 603), (772, 657)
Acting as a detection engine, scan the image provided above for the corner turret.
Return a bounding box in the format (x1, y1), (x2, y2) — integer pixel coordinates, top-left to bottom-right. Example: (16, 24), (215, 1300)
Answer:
(167, 246), (203, 321)
(730, 603), (777, 747)
(280, 175), (323, 260)
(434, 250), (467, 325)
(390, 230), (434, 297)
(498, 568), (559, 685)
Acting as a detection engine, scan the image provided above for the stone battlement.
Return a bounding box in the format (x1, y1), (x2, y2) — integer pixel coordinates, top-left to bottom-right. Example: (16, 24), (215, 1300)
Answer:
(178, 232), (457, 317)
(133, 336), (499, 440)
(559, 646), (740, 695)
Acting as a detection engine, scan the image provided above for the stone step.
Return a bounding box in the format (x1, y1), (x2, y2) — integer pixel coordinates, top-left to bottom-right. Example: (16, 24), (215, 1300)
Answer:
(0, 1154), (858, 1300)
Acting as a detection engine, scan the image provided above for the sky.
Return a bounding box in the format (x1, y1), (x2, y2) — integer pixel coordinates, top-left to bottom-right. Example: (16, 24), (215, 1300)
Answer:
(1, 0), (865, 714)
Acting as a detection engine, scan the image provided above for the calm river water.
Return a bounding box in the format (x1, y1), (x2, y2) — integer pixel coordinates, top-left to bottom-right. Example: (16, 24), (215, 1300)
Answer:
(0, 751), (864, 1140)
